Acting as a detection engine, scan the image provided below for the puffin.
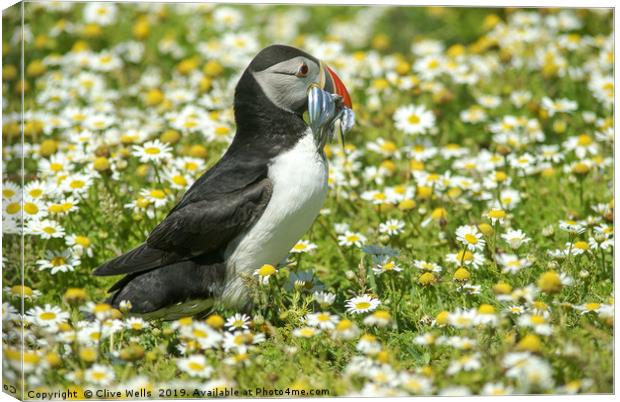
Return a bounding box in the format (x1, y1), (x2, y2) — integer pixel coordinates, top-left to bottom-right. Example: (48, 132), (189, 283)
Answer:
(93, 44), (353, 319)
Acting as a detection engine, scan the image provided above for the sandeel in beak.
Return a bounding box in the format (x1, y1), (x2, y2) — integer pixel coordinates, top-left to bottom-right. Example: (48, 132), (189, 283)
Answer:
(307, 61), (355, 152)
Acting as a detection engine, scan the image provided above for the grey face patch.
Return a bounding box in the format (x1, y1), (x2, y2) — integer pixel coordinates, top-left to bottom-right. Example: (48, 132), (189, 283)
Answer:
(252, 57), (321, 113)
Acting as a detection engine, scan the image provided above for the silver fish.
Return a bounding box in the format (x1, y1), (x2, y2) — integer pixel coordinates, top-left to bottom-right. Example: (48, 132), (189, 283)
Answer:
(307, 85), (355, 151)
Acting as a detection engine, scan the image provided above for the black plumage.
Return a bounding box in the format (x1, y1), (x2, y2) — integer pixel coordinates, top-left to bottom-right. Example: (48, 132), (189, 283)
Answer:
(94, 45), (311, 315)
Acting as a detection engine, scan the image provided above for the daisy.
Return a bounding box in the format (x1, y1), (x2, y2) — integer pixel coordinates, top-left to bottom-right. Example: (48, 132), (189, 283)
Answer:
(290, 240), (317, 254)
(253, 264), (277, 285)
(337, 231), (366, 247)
(501, 228), (531, 250)
(356, 333), (381, 355)
(84, 364), (115, 386)
(66, 234), (94, 257)
(177, 355), (213, 378)
(563, 134), (598, 159)
(139, 188), (170, 208)
(163, 169), (190, 190)
(499, 188), (522, 209)
(332, 319), (359, 340)
(460, 105), (487, 123)
(132, 140), (173, 163)
(124, 196), (155, 219)
(83, 3), (118, 26)
(180, 322), (222, 350)
(363, 310), (393, 327)
(346, 295), (380, 314)
(510, 91), (532, 107)
(378, 219), (405, 236)
(60, 173), (94, 196)
(447, 308), (477, 329)
(305, 312), (339, 330)
(25, 304), (69, 328)
(474, 304), (498, 326)
(2, 181), (20, 199)
(25, 219), (65, 239)
(496, 254), (532, 274)
(293, 326), (320, 338)
(313, 291), (336, 308)
(361, 189), (390, 205)
(541, 97), (577, 116)
(366, 138), (401, 158)
(518, 313), (553, 335)
(82, 302), (114, 321)
(399, 373), (433, 395)
(486, 208), (507, 225)
(126, 317), (149, 331)
(413, 55), (445, 80)
(413, 260), (443, 273)
(225, 313), (251, 332)
(393, 105), (435, 135)
(222, 330), (265, 353)
(175, 157), (206, 175)
(36, 249), (80, 274)
(372, 259), (402, 275)
(456, 225), (486, 252)
(481, 383), (513, 396)
(445, 249), (486, 268)
(446, 353), (481, 375)
(558, 220), (586, 234)
(414, 332), (436, 345)
(477, 95), (501, 109)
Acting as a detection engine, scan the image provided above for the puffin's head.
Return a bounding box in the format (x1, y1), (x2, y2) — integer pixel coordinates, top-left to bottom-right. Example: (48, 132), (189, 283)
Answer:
(246, 44), (352, 115)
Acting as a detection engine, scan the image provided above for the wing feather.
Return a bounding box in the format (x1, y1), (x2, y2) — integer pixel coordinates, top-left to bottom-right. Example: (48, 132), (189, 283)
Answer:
(93, 176), (272, 277)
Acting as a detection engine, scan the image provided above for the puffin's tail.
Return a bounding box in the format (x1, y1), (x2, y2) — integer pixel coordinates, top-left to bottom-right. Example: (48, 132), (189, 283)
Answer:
(101, 258), (227, 320)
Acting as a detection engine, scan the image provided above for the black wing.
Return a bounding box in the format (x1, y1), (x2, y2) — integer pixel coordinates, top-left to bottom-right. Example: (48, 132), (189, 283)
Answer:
(93, 153), (273, 277)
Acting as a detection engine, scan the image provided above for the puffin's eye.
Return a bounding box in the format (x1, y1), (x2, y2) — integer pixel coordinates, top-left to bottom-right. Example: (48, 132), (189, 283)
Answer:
(296, 63), (309, 77)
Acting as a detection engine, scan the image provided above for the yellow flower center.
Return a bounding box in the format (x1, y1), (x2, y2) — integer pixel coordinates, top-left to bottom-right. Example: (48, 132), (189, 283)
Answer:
(383, 261), (395, 271)
(355, 301), (371, 310)
(574, 241), (589, 250)
(408, 114), (421, 124)
(373, 311), (391, 320)
(144, 147), (161, 155)
(75, 236), (90, 247)
(188, 361), (204, 371)
(577, 134), (593, 146)
(24, 202), (39, 215)
(297, 327), (316, 337)
(39, 312), (57, 320)
(373, 192), (386, 201)
(257, 264), (276, 277)
(6, 202), (20, 214)
(42, 226), (56, 234)
(316, 313), (330, 322)
(192, 329), (207, 338)
(70, 180), (85, 189)
(3, 189), (16, 198)
(150, 190), (166, 199)
(50, 256), (66, 266)
(172, 175), (187, 186)
(337, 319), (352, 330)
(380, 141), (397, 153)
(215, 126), (230, 136)
(464, 234), (478, 244)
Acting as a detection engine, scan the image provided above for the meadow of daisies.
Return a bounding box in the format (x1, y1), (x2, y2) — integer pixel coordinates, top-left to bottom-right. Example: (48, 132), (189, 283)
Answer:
(1, 3), (614, 398)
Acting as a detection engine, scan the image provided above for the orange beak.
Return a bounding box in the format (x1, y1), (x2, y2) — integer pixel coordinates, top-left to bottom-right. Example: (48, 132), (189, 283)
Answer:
(320, 62), (352, 109)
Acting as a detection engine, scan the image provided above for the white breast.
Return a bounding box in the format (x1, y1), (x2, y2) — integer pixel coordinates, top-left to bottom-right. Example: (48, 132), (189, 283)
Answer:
(221, 130), (328, 307)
